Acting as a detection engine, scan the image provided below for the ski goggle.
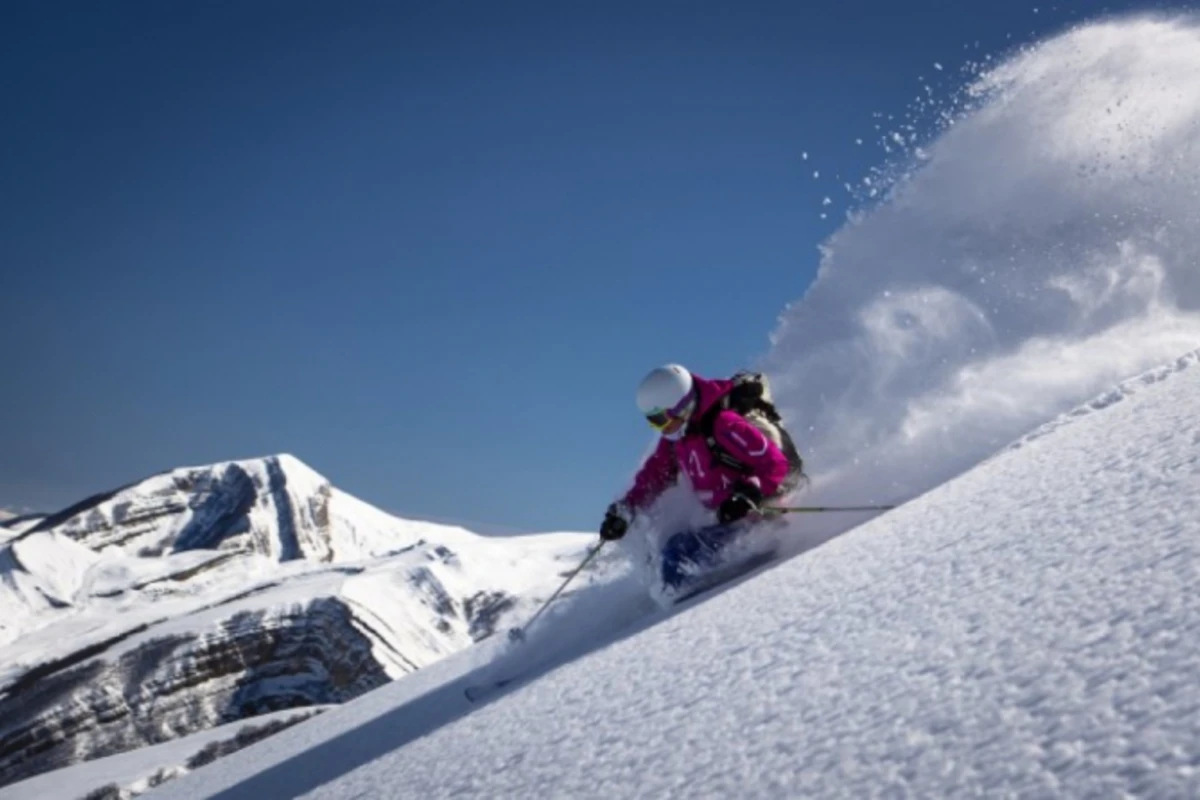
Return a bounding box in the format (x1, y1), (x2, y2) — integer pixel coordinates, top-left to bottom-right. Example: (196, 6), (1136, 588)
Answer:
(645, 393), (696, 434)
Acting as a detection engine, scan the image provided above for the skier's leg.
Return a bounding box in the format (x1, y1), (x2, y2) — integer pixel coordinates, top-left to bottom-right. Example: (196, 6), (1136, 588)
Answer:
(659, 531), (698, 589)
(659, 523), (745, 589)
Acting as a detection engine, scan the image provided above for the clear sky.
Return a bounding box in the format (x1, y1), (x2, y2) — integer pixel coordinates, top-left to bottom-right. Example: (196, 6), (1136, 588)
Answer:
(0, 0), (1166, 532)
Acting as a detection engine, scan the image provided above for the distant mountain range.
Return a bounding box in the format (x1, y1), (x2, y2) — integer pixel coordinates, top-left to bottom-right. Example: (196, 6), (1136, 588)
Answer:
(0, 455), (589, 788)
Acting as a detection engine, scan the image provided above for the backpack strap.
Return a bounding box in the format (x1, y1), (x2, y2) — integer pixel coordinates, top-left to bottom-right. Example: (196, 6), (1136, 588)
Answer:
(693, 395), (756, 476)
(692, 382), (806, 493)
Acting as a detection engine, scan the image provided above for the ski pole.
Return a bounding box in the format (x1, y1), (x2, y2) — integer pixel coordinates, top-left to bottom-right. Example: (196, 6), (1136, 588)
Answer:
(507, 541), (606, 643)
(767, 504), (897, 514)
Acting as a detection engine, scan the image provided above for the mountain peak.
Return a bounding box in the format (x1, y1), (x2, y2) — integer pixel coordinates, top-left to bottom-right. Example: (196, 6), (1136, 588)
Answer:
(19, 454), (340, 562)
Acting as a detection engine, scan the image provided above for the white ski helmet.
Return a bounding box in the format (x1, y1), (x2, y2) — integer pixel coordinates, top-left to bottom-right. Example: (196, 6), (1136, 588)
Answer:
(636, 364), (697, 440)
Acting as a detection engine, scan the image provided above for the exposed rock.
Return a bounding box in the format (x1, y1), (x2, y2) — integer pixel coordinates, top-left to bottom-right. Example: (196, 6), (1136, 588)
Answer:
(29, 457), (334, 561)
(0, 598), (387, 787)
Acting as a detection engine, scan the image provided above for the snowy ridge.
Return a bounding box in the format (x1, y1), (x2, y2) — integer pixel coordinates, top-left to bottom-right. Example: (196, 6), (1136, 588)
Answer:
(12, 454), (382, 562)
(143, 344), (1200, 800)
(0, 456), (591, 789)
(0, 514), (44, 545)
(1006, 348), (1200, 452)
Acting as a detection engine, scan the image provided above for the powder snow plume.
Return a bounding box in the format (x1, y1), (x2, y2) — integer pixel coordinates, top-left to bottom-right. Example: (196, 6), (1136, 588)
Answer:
(764, 15), (1200, 517)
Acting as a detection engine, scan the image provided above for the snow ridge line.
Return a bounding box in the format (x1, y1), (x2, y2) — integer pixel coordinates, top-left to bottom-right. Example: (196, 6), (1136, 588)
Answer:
(1006, 348), (1200, 453)
(13, 485), (130, 542)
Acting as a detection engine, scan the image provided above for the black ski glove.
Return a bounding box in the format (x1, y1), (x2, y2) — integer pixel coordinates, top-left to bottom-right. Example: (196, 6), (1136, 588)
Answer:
(718, 482), (764, 525)
(600, 503), (631, 541)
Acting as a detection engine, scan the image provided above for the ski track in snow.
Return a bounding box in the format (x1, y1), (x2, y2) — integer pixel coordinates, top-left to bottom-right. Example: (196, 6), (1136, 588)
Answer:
(140, 348), (1200, 798)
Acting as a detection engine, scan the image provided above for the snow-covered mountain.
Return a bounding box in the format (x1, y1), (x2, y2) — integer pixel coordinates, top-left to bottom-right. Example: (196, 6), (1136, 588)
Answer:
(124, 352), (1200, 800)
(0, 455), (591, 789)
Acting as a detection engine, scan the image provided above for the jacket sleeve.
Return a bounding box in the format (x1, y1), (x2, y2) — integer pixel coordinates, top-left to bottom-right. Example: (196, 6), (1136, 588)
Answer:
(622, 438), (679, 511)
(711, 411), (791, 498)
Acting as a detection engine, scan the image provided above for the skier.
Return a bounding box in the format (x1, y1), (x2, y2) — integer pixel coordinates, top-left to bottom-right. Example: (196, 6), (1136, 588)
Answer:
(599, 364), (804, 594)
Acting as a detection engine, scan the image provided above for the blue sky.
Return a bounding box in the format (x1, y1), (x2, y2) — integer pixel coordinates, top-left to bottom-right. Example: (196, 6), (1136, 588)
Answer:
(0, 0), (1163, 532)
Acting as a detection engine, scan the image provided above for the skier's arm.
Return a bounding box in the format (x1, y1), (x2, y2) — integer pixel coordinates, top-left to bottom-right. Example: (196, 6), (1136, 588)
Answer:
(712, 411), (791, 498)
(622, 438), (679, 510)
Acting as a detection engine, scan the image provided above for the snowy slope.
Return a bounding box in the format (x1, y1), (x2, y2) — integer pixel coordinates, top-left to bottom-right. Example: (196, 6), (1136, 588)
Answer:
(0, 455), (593, 790)
(140, 350), (1200, 799)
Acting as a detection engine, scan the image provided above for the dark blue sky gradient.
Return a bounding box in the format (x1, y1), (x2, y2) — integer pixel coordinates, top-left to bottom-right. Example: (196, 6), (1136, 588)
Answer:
(0, 1), (1163, 530)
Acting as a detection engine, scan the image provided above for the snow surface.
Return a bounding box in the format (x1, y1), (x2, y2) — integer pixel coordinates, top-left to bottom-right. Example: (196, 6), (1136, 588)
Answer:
(145, 349), (1200, 799)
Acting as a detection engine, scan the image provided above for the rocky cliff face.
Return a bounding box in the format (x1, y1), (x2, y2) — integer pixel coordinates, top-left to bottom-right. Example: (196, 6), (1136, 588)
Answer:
(0, 598), (387, 786)
(0, 455), (587, 789)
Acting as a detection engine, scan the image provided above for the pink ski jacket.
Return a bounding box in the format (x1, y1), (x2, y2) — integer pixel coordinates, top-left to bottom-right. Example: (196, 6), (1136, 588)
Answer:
(622, 374), (792, 512)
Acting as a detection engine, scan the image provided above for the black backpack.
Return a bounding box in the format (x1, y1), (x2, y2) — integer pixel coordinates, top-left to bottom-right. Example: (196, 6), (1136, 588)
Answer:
(692, 372), (806, 496)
